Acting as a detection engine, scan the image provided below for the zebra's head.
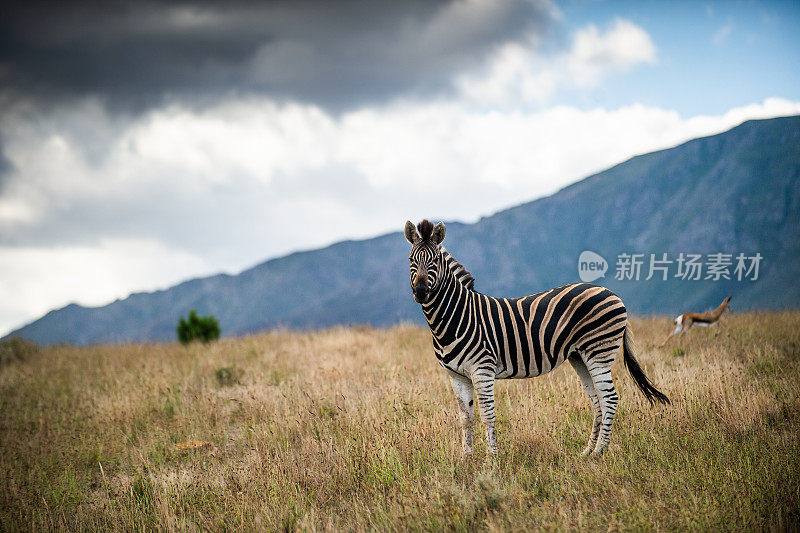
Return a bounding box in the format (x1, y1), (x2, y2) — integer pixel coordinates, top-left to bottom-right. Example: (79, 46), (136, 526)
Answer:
(405, 219), (446, 304)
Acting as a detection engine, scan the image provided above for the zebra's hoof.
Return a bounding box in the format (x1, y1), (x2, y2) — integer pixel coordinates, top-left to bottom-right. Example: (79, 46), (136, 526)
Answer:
(580, 446), (593, 457)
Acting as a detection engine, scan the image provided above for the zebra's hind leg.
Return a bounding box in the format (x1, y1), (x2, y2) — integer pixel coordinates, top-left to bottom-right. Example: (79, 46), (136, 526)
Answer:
(568, 353), (602, 456)
(584, 344), (621, 457)
(447, 371), (475, 457)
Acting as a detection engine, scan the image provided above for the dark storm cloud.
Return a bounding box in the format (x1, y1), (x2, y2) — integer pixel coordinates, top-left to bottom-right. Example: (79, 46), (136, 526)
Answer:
(0, 140), (15, 195)
(0, 149), (14, 194)
(0, 0), (556, 111)
(0, 143), (11, 173)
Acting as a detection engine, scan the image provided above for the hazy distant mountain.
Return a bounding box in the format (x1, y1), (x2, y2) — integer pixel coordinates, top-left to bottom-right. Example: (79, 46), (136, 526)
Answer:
(7, 115), (800, 345)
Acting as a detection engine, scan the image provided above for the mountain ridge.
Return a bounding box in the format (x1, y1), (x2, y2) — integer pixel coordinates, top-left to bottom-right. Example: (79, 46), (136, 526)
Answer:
(7, 115), (800, 345)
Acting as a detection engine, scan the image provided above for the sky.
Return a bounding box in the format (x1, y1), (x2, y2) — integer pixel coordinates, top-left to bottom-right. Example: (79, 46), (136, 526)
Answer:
(1, 0), (799, 336)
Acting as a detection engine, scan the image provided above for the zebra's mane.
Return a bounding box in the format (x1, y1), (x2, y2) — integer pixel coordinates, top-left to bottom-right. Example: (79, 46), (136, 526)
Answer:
(441, 247), (475, 290)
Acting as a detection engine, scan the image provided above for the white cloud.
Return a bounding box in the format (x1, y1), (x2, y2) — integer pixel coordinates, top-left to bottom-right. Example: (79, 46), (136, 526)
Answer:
(2, 94), (800, 336)
(713, 24), (733, 45)
(456, 18), (657, 106)
(0, 239), (210, 335)
(567, 18), (657, 87)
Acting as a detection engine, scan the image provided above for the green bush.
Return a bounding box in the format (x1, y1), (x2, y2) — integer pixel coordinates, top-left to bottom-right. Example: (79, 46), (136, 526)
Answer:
(214, 366), (243, 387)
(176, 310), (221, 345)
(0, 337), (40, 366)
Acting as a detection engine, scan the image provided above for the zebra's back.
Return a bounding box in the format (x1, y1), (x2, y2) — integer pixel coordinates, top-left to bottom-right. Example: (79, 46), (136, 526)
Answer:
(483, 283), (627, 378)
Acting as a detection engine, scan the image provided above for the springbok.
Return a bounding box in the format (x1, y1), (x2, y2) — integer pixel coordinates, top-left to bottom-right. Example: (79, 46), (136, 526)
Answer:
(660, 296), (732, 347)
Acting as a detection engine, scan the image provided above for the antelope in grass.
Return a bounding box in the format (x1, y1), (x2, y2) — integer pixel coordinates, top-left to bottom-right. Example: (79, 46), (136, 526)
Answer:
(660, 296), (732, 347)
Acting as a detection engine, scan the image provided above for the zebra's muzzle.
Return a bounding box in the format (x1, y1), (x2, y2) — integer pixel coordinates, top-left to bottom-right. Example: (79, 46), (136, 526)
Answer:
(413, 284), (429, 303)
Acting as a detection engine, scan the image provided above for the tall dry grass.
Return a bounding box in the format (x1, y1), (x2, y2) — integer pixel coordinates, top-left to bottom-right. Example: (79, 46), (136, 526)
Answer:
(1, 313), (799, 531)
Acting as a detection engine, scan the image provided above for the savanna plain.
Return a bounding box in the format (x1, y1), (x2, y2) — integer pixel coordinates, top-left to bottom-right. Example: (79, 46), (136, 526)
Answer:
(1, 313), (799, 531)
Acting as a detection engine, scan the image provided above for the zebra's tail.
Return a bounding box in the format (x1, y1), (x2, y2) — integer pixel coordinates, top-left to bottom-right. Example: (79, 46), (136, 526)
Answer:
(622, 328), (671, 406)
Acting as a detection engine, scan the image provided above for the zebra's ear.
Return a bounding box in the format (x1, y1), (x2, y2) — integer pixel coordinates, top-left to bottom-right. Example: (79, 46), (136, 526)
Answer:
(432, 222), (446, 245)
(404, 220), (420, 244)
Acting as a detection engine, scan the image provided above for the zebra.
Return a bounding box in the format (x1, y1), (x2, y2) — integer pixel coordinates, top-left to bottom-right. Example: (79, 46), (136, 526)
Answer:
(404, 219), (670, 458)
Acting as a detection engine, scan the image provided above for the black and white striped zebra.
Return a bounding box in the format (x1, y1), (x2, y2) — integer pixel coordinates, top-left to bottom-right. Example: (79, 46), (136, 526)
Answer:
(405, 219), (669, 457)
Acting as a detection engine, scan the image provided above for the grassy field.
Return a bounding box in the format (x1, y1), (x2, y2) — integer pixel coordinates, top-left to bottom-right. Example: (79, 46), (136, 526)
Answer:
(2, 313), (799, 531)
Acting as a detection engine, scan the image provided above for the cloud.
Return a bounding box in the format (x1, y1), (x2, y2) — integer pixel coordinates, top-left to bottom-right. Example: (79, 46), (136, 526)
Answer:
(456, 18), (656, 106)
(0, 0), (557, 112)
(0, 239), (210, 335)
(713, 24), (733, 45)
(567, 18), (657, 86)
(0, 141), (14, 193)
(2, 91), (799, 335)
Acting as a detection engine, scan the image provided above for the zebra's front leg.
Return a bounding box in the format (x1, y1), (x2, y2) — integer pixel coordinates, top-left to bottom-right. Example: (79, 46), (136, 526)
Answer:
(448, 372), (475, 457)
(472, 370), (498, 457)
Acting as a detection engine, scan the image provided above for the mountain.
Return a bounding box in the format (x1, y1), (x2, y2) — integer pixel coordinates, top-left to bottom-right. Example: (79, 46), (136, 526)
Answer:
(7, 115), (800, 345)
